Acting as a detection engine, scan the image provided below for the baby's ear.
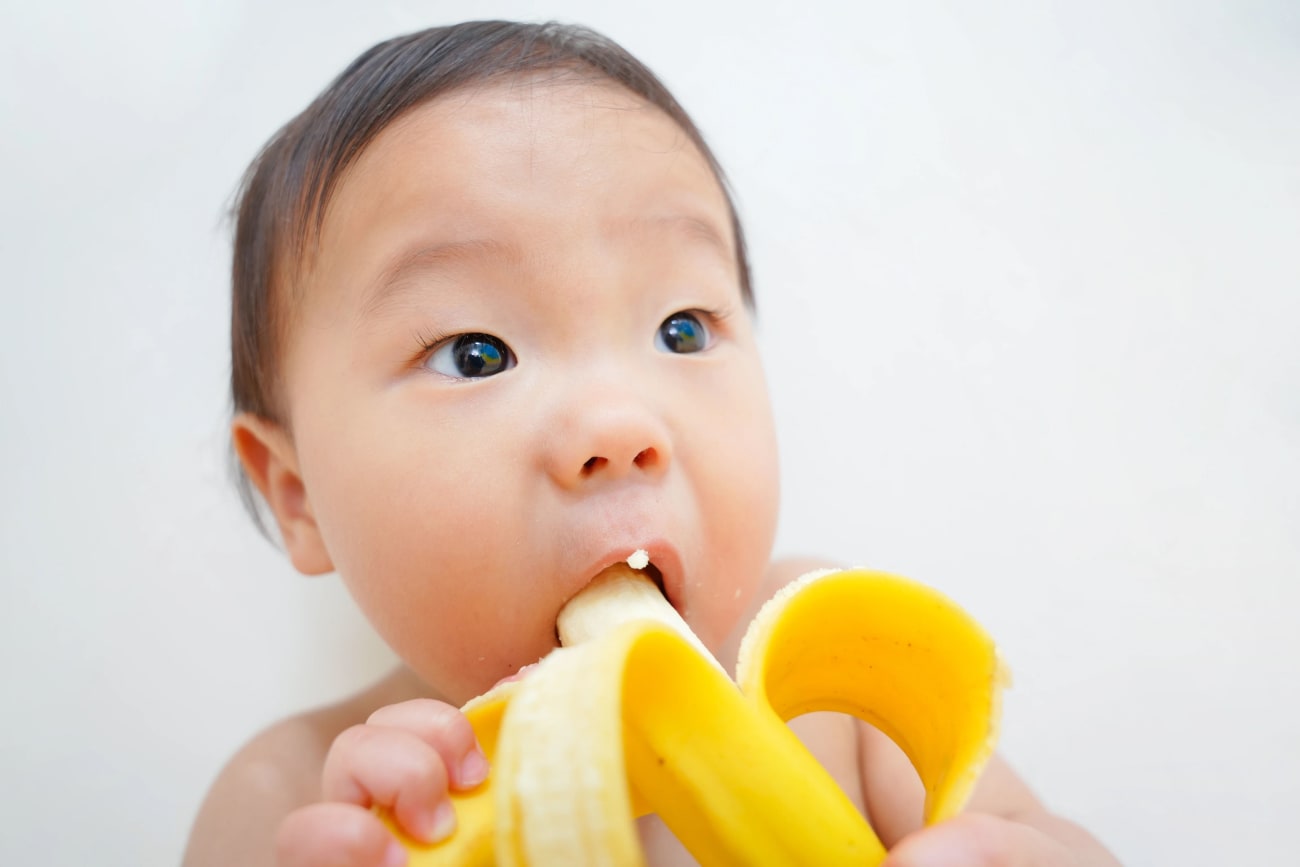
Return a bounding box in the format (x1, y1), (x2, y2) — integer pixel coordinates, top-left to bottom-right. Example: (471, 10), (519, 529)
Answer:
(231, 413), (334, 576)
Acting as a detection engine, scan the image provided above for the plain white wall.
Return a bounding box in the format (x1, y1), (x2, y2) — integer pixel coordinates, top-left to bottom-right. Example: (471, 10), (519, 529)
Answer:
(2, 1), (1297, 864)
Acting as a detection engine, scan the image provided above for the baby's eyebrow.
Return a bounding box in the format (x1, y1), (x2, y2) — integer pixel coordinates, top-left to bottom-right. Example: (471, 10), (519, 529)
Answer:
(359, 238), (517, 319)
(623, 212), (734, 265)
(357, 212), (733, 320)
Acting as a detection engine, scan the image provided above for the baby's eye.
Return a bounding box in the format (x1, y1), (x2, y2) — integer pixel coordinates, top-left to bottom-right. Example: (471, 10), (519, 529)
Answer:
(655, 311), (710, 354)
(426, 332), (515, 379)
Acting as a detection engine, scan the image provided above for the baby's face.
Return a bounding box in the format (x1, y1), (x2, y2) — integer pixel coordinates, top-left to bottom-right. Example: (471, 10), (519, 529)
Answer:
(276, 77), (779, 704)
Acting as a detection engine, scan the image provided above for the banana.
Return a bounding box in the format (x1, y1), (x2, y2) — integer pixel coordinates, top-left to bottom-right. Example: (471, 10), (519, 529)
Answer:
(554, 561), (720, 672)
(386, 563), (1007, 865)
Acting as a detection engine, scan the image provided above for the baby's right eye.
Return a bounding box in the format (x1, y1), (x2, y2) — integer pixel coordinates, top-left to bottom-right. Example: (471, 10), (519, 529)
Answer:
(425, 332), (515, 379)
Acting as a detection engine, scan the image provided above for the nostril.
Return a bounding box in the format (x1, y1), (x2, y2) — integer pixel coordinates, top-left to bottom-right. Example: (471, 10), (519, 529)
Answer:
(580, 449), (657, 477)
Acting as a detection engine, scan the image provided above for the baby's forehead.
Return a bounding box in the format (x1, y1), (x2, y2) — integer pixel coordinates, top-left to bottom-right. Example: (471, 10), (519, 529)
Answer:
(325, 76), (718, 235)
(417, 70), (651, 115)
(296, 71), (698, 262)
(287, 73), (729, 313)
(350, 73), (684, 176)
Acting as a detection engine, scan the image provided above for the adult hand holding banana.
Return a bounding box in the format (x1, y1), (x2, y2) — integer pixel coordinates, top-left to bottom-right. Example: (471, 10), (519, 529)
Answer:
(384, 558), (1007, 865)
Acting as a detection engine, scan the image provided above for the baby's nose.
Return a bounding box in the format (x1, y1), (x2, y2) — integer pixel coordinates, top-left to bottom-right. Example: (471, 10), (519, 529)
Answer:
(544, 396), (672, 489)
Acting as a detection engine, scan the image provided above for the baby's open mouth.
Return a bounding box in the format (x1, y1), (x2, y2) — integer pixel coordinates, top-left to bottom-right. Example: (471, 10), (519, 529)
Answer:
(495, 554), (664, 692)
(554, 549), (723, 672)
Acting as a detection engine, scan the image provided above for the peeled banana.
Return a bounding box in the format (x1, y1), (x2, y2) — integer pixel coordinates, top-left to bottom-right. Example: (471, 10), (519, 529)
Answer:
(384, 562), (1007, 865)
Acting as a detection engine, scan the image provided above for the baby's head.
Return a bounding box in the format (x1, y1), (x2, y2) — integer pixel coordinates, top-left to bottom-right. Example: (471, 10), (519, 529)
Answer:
(229, 21), (780, 703)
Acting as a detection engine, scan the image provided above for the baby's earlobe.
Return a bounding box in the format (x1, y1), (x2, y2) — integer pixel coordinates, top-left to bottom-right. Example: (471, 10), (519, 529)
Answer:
(230, 414), (334, 575)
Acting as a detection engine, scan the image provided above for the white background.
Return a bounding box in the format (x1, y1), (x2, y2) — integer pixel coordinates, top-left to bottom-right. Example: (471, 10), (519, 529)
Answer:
(3, 1), (1297, 864)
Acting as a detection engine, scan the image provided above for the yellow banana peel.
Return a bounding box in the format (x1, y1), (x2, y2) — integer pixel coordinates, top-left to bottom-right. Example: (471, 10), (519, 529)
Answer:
(383, 566), (1008, 864)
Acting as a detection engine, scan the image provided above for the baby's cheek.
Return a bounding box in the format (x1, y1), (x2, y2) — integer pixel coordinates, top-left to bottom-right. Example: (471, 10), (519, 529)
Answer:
(691, 479), (778, 642)
(699, 442), (780, 643)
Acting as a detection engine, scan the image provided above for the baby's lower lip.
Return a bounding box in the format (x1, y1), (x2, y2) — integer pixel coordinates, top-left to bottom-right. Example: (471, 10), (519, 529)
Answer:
(490, 662), (538, 691)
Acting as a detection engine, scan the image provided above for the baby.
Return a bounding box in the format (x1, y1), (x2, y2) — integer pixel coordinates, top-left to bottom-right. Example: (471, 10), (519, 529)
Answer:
(184, 20), (1118, 867)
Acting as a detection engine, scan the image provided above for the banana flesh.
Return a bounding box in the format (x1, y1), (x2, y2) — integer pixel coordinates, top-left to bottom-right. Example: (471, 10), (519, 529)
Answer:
(387, 565), (1006, 865)
(554, 563), (721, 673)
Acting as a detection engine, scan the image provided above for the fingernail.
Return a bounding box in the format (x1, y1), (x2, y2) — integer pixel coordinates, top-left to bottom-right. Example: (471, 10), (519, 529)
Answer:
(383, 838), (408, 867)
(457, 745), (489, 788)
(429, 800), (457, 843)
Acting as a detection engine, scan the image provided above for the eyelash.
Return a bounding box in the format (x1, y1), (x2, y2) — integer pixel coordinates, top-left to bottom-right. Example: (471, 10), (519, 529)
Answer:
(410, 327), (455, 363)
(691, 305), (732, 330)
(685, 306), (735, 345)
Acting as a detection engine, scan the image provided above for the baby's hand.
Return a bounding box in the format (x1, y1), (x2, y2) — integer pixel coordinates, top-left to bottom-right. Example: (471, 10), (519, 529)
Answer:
(884, 812), (1106, 866)
(275, 699), (488, 867)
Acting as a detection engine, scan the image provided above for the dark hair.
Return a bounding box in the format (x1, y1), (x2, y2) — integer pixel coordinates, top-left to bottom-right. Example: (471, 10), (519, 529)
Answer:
(229, 20), (753, 523)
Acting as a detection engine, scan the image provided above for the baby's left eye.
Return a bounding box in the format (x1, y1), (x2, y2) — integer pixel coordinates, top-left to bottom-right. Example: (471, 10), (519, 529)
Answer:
(655, 311), (710, 354)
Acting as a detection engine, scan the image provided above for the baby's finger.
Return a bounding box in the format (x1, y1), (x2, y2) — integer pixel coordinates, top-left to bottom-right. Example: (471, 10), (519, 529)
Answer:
(366, 699), (488, 790)
(322, 724), (454, 844)
(275, 802), (406, 867)
(883, 813), (1073, 867)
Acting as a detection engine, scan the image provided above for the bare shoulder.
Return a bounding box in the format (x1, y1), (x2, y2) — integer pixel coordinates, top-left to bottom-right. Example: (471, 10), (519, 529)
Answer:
(182, 667), (427, 867)
(182, 706), (352, 867)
